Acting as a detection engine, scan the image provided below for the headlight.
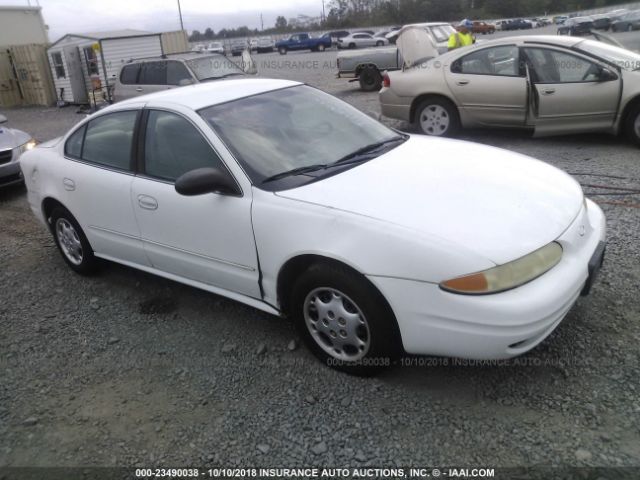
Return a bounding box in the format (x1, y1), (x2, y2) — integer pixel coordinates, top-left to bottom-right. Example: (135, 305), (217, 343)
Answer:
(16, 139), (36, 157)
(440, 242), (563, 295)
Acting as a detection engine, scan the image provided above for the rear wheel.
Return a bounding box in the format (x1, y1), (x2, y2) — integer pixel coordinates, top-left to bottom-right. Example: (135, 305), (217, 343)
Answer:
(358, 66), (382, 92)
(376, 40), (384, 46)
(291, 263), (401, 376)
(349, 43), (356, 49)
(625, 102), (640, 146)
(415, 97), (460, 137)
(50, 207), (99, 275)
(278, 47), (287, 55)
(318, 44), (326, 52)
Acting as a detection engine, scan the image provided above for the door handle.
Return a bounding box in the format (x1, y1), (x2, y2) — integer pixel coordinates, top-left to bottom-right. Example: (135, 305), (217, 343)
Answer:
(62, 178), (75, 191)
(542, 88), (556, 95)
(137, 194), (158, 210)
(456, 80), (470, 86)
(135, 87), (143, 92)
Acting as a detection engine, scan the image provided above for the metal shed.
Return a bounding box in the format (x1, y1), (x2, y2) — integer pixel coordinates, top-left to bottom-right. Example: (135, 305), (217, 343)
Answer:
(47, 29), (163, 105)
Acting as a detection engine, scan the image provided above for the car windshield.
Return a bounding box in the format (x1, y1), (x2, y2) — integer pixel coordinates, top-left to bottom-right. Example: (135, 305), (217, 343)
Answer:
(575, 40), (640, 70)
(185, 56), (244, 80)
(200, 85), (402, 187)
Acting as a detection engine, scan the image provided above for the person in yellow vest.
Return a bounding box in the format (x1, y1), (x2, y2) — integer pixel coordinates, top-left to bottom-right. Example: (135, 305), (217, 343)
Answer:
(448, 19), (476, 51)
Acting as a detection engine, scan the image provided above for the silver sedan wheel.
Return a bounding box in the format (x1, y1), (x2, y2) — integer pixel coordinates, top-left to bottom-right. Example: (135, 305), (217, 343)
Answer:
(419, 104), (450, 136)
(304, 287), (370, 361)
(55, 218), (83, 265)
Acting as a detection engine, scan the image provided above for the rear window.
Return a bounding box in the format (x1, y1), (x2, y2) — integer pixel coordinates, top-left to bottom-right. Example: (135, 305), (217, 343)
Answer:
(120, 64), (140, 85)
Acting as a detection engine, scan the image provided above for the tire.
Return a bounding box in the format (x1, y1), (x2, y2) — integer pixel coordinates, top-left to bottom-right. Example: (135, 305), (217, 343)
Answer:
(358, 65), (382, 92)
(414, 97), (460, 137)
(376, 41), (384, 46)
(318, 44), (326, 52)
(625, 102), (640, 146)
(50, 206), (99, 275)
(278, 47), (287, 55)
(349, 43), (356, 49)
(290, 262), (402, 376)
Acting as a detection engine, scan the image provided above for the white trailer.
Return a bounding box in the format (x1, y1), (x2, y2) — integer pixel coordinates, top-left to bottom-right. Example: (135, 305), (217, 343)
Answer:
(47, 30), (163, 104)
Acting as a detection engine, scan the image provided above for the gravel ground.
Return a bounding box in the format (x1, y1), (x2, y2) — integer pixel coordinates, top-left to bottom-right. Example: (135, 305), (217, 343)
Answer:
(1, 27), (639, 477)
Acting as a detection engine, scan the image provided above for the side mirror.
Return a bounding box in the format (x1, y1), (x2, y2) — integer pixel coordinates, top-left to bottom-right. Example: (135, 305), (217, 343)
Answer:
(175, 167), (240, 196)
(598, 67), (618, 82)
(0, 114), (7, 124)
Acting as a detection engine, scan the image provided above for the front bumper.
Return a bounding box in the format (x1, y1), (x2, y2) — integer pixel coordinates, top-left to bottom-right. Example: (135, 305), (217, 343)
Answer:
(0, 155), (24, 187)
(379, 87), (412, 122)
(368, 199), (606, 359)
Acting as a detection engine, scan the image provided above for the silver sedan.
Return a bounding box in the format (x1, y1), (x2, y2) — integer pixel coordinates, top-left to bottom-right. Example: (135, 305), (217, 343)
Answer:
(0, 113), (35, 187)
(338, 33), (389, 49)
(379, 36), (640, 144)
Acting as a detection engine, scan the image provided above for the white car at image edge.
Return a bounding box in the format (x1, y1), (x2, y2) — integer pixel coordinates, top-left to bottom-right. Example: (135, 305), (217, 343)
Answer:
(0, 113), (36, 187)
(19, 79), (606, 375)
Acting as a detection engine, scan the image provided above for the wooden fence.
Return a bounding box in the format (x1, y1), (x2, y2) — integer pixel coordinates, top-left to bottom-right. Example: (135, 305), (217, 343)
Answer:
(0, 43), (55, 107)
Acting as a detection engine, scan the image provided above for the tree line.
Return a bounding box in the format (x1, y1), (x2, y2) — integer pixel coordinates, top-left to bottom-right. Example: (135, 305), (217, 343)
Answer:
(188, 0), (630, 40)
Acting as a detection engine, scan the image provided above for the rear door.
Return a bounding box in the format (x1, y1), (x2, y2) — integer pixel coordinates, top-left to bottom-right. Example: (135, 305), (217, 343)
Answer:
(446, 45), (528, 127)
(523, 46), (621, 136)
(136, 61), (170, 96)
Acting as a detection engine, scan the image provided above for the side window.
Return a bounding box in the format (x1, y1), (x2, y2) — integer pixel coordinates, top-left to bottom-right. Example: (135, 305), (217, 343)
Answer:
(139, 61), (167, 85)
(82, 111), (138, 170)
(120, 64), (140, 85)
(144, 110), (230, 182)
(525, 48), (599, 83)
(51, 52), (66, 79)
(166, 61), (192, 86)
(452, 46), (520, 76)
(64, 125), (86, 158)
(83, 47), (99, 75)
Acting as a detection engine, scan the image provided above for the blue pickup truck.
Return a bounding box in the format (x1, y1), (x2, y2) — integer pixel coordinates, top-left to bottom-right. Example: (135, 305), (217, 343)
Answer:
(275, 33), (332, 54)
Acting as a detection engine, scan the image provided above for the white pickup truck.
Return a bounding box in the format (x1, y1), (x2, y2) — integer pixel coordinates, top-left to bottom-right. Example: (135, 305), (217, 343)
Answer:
(336, 23), (455, 91)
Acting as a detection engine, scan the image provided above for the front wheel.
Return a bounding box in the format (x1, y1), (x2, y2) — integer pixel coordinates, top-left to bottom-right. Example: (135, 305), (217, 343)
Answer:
(358, 66), (382, 92)
(50, 207), (99, 275)
(625, 102), (640, 146)
(278, 47), (287, 55)
(317, 44), (326, 52)
(291, 263), (401, 376)
(414, 98), (460, 137)
(376, 41), (384, 46)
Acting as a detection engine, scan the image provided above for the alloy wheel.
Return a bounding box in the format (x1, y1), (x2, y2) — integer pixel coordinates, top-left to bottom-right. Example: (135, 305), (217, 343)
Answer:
(419, 104), (450, 136)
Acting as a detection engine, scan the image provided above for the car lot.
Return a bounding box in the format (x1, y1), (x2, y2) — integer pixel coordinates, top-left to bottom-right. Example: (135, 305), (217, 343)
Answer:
(1, 26), (639, 472)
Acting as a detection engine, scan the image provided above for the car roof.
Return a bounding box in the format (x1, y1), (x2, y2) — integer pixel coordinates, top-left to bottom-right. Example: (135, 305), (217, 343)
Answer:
(113, 78), (302, 111)
(129, 52), (226, 63)
(471, 35), (584, 48)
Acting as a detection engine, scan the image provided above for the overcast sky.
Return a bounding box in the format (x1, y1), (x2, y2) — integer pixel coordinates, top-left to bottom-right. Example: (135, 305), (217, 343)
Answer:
(0, 0), (323, 40)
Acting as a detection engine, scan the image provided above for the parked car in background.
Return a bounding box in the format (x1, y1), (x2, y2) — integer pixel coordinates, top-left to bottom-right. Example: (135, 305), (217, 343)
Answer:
(19, 79), (606, 375)
(494, 20), (508, 31)
(206, 42), (224, 54)
(472, 21), (496, 34)
(338, 32), (389, 49)
(379, 36), (640, 145)
(554, 15), (569, 25)
(113, 53), (249, 102)
(589, 14), (611, 31)
(322, 30), (350, 45)
(249, 39), (258, 51)
(275, 33), (331, 54)
(337, 23), (454, 91)
(353, 30), (375, 36)
(558, 16), (594, 35)
(611, 10), (640, 32)
(191, 44), (206, 53)
(230, 39), (247, 56)
(527, 18), (540, 28)
(503, 19), (533, 30)
(256, 36), (275, 53)
(0, 114), (35, 187)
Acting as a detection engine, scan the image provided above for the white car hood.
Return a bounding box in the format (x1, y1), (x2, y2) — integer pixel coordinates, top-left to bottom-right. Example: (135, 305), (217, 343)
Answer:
(0, 125), (30, 150)
(395, 26), (439, 67)
(276, 136), (583, 265)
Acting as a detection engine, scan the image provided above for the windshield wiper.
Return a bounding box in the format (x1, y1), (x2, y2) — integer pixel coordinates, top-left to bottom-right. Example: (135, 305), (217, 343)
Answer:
(331, 136), (406, 165)
(261, 164), (329, 184)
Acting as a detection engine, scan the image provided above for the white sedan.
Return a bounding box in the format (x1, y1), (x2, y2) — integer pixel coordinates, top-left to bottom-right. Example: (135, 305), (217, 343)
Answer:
(19, 79), (606, 375)
(338, 33), (389, 49)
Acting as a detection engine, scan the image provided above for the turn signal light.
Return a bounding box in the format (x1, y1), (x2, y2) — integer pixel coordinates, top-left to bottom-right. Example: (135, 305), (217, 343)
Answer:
(382, 73), (390, 88)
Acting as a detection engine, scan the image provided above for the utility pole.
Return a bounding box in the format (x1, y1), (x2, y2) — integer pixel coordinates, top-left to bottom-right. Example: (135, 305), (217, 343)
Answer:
(260, 13), (264, 31)
(322, 0), (325, 23)
(177, 0), (185, 31)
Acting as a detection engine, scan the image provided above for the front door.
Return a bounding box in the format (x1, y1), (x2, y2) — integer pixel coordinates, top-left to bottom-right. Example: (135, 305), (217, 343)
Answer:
(446, 45), (528, 127)
(131, 108), (260, 298)
(523, 47), (622, 136)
